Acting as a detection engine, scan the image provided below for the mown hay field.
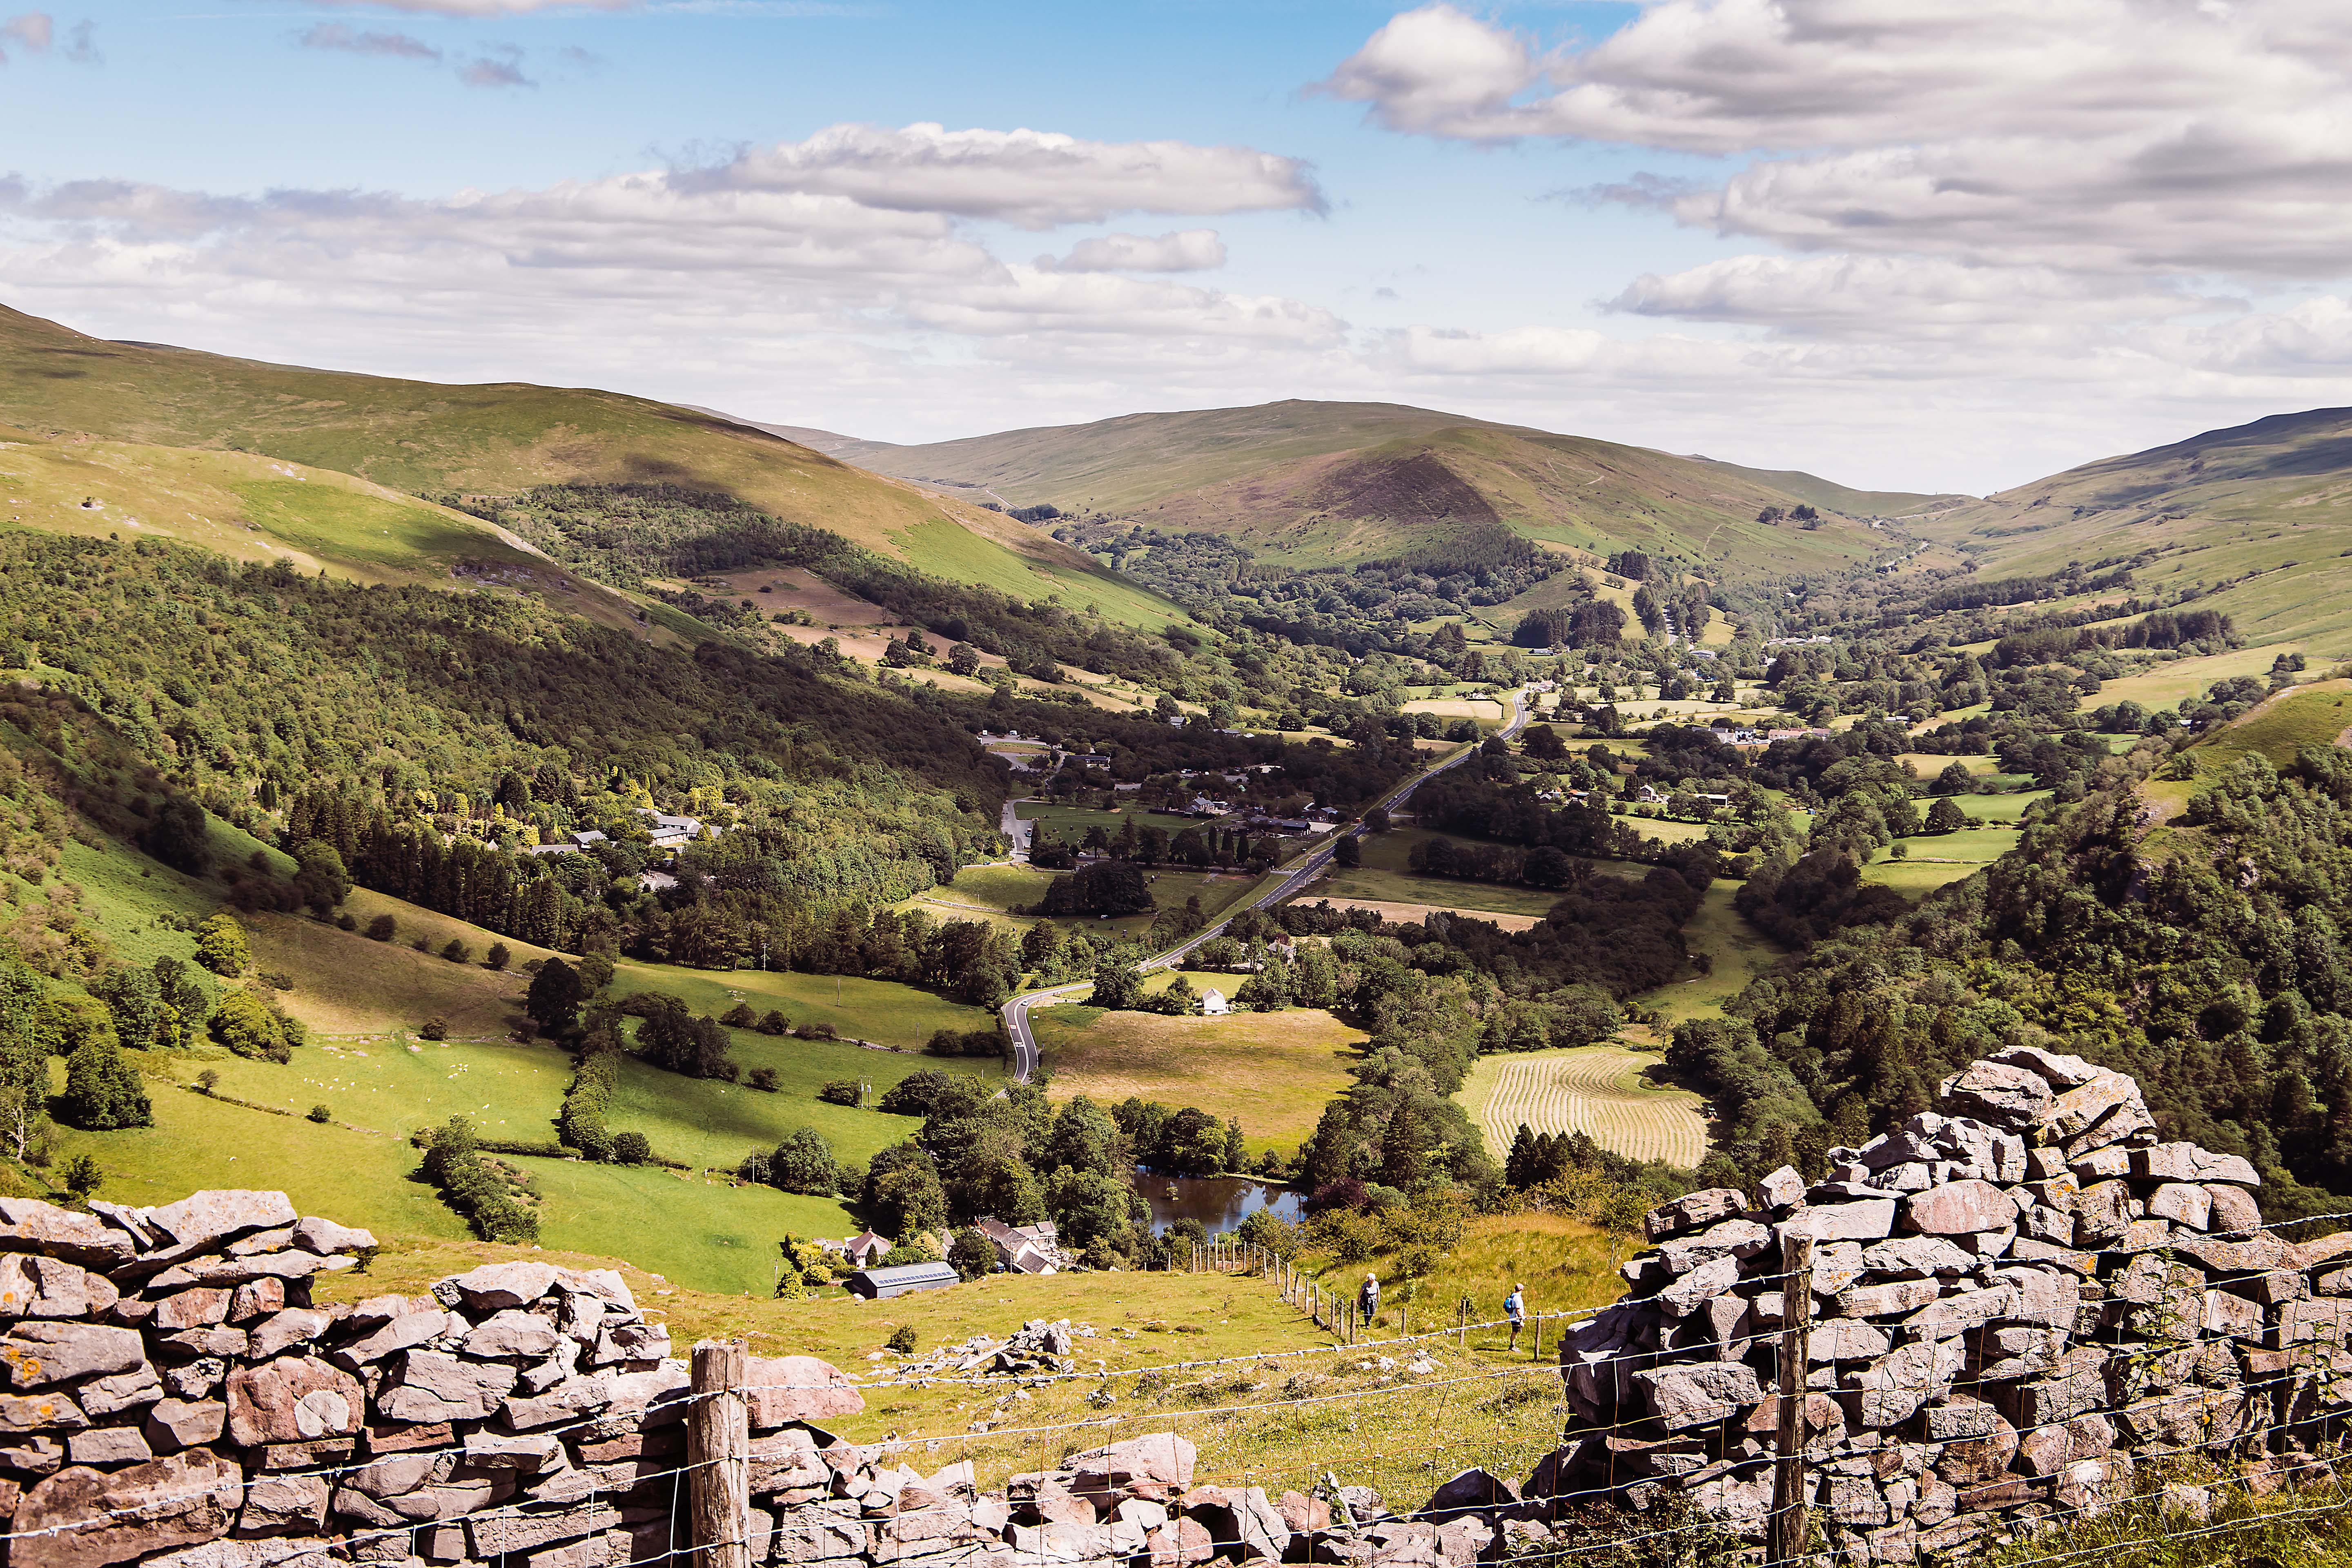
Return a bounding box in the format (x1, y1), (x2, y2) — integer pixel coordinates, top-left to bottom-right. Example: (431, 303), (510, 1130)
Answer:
(1457, 1046), (1708, 1168)
(1032, 996), (1362, 1152)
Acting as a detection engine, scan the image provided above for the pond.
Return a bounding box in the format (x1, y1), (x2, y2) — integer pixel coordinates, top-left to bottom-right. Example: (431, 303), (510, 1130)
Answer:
(1136, 1170), (1303, 1236)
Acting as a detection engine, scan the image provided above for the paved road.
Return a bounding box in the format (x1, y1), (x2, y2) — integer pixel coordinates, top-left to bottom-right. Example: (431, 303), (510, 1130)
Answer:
(999, 689), (1530, 1082)
(999, 799), (1033, 864)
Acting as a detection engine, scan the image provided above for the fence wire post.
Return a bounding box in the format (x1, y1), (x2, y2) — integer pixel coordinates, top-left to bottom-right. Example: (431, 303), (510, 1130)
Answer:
(689, 1339), (750, 1568)
(1768, 1233), (1814, 1568)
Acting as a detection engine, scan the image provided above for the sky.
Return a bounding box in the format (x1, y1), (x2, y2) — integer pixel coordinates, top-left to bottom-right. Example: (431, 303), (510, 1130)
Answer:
(8, 1), (2352, 493)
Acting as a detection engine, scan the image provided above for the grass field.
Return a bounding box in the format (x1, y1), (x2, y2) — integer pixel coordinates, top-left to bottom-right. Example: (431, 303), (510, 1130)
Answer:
(1296, 899), (1542, 932)
(1896, 752), (1997, 777)
(1457, 1046), (1709, 1168)
(2075, 645), (2300, 713)
(1309, 868), (1563, 920)
(1031, 1000), (1362, 1153)
(1017, 801), (1196, 835)
(0, 304), (1148, 618)
(325, 1207), (1627, 1502)
(1942, 789), (2051, 824)
(1859, 824), (2020, 893)
(1638, 883), (1786, 1028)
(2183, 681), (2352, 773)
(1621, 815), (1711, 845)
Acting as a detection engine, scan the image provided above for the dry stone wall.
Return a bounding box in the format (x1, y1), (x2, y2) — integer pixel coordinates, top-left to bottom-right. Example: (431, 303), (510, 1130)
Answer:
(1541, 1045), (2352, 1563)
(0, 1192), (1532, 1568)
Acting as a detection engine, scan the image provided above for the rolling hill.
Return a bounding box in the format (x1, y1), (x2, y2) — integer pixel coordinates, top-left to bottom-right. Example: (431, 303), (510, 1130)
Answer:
(756, 399), (1961, 582)
(1910, 406), (2352, 649)
(0, 304), (1165, 625)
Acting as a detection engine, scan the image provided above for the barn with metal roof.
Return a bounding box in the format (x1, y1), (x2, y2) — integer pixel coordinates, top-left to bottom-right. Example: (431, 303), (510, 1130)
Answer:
(845, 1261), (959, 1299)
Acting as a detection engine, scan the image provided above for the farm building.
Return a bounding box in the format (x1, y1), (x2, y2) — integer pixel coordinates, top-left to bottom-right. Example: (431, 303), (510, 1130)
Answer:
(845, 1261), (958, 1299)
(1199, 989), (1229, 1016)
(976, 1218), (1065, 1275)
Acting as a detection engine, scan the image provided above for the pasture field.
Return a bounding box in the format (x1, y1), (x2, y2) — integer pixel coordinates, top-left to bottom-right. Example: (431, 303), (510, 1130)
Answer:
(330, 1209), (1624, 1501)
(1896, 752), (1997, 777)
(1638, 883), (1786, 1028)
(1299, 898), (1542, 932)
(1457, 1046), (1709, 1169)
(1857, 824), (2020, 893)
(1030, 999), (1363, 1152)
(508, 1158), (853, 1296)
(609, 963), (993, 1051)
(1016, 801), (1189, 835)
(2077, 645), (2303, 713)
(51, 1065), (474, 1245)
(1399, 697), (1505, 727)
(246, 889), (560, 1039)
(1621, 815), (1711, 845)
(2184, 681), (2352, 771)
(1308, 867), (1562, 920)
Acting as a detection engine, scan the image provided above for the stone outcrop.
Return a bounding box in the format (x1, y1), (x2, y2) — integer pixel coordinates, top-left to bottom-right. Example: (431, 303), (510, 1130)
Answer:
(1534, 1048), (2346, 1563)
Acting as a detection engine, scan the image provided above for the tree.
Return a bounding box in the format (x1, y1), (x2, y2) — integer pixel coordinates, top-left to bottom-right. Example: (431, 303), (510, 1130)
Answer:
(485, 943), (511, 972)
(62, 1040), (152, 1130)
(525, 958), (586, 1038)
(142, 797), (212, 875)
(1334, 836), (1361, 869)
(769, 1127), (840, 1196)
(92, 966), (166, 1052)
(365, 913), (398, 942)
(635, 1000), (734, 1079)
(441, 939), (471, 964)
(1087, 959), (1145, 1011)
(308, 1104), (332, 1124)
(291, 839), (351, 914)
(611, 1131), (652, 1165)
(194, 913), (249, 978)
(1924, 797), (1970, 835)
(58, 1153), (103, 1202)
(209, 989), (299, 1062)
(870, 1159), (948, 1236)
(1379, 1099), (1433, 1189)
(949, 1226), (995, 1280)
(1522, 724), (1567, 761)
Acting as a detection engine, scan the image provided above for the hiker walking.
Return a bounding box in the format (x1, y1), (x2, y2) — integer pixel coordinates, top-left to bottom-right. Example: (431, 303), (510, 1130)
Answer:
(1359, 1270), (1380, 1327)
(1505, 1282), (1527, 1352)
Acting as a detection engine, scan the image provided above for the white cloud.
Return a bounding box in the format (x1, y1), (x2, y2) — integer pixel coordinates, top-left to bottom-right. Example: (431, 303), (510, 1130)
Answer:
(286, 0), (875, 10)
(690, 123), (1323, 230)
(2, 12), (50, 51)
(1605, 255), (2229, 336)
(1323, 2), (2352, 281)
(297, 23), (442, 62)
(1041, 229), (1225, 274)
(288, 0), (635, 13)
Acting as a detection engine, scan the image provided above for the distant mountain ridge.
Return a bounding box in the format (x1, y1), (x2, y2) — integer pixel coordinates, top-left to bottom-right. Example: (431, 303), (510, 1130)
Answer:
(1910, 405), (2352, 647)
(704, 398), (1967, 584)
(0, 304), (1136, 617)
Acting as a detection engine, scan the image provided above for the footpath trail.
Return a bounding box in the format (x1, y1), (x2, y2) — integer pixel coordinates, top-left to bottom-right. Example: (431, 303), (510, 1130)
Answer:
(1000, 691), (1530, 1082)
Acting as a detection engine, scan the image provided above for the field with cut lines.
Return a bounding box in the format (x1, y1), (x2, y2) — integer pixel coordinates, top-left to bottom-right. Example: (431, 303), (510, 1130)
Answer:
(1459, 1046), (1709, 1168)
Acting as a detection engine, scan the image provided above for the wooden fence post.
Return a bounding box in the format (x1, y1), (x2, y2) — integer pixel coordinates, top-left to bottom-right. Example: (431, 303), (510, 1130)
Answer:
(1768, 1233), (1814, 1568)
(688, 1339), (750, 1568)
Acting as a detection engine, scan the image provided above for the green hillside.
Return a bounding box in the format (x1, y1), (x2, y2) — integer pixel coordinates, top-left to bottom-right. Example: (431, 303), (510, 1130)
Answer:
(1685, 456), (1966, 520)
(1910, 405), (2352, 648)
(791, 397), (1920, 579)
(0, 304), (1160, 624)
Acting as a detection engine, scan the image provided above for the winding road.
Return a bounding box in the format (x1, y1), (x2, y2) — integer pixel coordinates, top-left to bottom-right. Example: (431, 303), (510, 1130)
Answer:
(998, 688), (1530, 1082)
